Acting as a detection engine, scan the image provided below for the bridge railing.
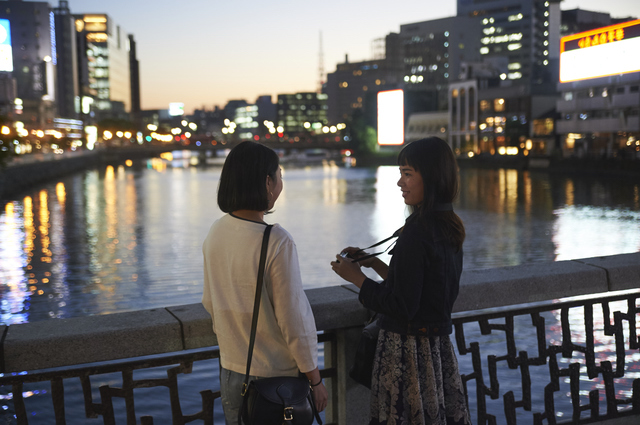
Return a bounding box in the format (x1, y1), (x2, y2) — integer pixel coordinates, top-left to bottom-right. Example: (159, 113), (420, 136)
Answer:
(1, 252), (639, 424)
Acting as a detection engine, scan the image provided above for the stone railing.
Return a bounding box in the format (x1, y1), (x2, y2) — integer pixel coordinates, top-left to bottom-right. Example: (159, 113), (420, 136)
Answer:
(1, 252), (639, 424)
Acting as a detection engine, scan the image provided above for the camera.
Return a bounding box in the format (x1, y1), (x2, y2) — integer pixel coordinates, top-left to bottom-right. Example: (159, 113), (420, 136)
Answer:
(339, 251), (353, 259)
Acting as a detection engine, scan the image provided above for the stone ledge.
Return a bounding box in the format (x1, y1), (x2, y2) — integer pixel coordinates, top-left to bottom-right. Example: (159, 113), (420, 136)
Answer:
(306, 285), (369, 330)
(455, 259), (608, 312)
(574, 252), (640, 291)
(3, 308), (182, 372)
(1, 254), (637, 373)
(166, 304), (217, 350)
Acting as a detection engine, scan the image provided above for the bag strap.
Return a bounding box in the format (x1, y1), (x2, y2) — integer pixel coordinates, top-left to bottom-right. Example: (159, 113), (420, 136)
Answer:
(241, 224), (273, 396)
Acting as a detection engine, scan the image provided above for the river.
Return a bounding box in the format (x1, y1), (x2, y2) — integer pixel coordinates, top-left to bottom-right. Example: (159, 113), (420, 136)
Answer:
(0, 154), (639, 423)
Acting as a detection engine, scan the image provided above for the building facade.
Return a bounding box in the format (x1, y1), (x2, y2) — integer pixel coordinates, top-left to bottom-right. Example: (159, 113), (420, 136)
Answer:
(555, 19), (640, 159)
(74, 13), (131, 122)
(276, 92), (328, 135)
(0, 0), (57, 125)
(53, 0), (79, 120)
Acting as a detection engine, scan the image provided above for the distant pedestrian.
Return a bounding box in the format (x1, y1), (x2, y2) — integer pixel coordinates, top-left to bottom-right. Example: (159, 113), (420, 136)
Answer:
(331, 137), (471, 424)
(202, 141), (328, 424)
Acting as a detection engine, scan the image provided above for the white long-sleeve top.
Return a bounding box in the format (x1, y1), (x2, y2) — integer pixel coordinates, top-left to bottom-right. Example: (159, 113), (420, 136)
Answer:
(202, 213), (318, 377)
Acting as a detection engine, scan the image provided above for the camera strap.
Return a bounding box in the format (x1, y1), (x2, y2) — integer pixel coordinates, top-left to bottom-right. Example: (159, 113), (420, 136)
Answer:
(352, 227), (402, 263)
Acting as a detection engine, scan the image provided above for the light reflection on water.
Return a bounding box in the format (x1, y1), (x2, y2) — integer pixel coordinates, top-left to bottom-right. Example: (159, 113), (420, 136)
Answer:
(1, 159), (639, 422)
(1, 162), (639, 325)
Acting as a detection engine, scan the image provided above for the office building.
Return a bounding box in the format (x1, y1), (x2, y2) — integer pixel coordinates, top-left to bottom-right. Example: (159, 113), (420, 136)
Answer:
(0, 0), (57, 125)
(555, 19), (640, 158)
(277, 92), (328, 135)
(446, 0), (562, 155)
(53, 0), (79, 120)
(129, 34), (140, 129)
(74, 13), (132, 121)
(233, 96), (276, 140)
(326, 32), (402, 125)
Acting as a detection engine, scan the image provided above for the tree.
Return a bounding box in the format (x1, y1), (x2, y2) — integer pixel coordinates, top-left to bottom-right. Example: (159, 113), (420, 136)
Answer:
(346, 109), (378, 156)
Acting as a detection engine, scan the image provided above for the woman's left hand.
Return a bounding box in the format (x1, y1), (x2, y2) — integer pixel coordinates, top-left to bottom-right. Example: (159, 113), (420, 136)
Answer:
(331, 254), (367, 287)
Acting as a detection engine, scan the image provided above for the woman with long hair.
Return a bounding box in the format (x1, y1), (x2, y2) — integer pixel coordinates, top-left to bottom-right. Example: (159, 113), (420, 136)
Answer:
(202, 141), (328, 424)
(331, 137), (471, 424)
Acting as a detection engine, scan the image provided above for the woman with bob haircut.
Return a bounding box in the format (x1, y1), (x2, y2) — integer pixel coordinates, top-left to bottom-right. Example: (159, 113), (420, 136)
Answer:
(202, 141), (328, 424)
(331, 137), (471, 424)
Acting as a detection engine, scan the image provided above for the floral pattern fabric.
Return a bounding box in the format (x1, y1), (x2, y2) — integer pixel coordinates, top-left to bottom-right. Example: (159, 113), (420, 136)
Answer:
(370, 329), (471, 425)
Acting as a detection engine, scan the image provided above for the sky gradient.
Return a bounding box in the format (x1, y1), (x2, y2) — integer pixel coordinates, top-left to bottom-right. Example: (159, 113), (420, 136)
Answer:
(71, 0), (640, 114)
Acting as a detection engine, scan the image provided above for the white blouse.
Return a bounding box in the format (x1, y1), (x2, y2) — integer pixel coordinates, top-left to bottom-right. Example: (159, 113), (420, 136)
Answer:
(202, 214), (318, 377)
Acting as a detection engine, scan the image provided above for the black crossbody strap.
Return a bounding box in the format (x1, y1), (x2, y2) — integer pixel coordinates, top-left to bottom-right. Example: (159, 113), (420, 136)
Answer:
(242, 224), (273, 395)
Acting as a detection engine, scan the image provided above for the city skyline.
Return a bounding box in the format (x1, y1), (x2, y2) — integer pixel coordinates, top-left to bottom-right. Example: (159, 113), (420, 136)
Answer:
(71, 0), (640, 115)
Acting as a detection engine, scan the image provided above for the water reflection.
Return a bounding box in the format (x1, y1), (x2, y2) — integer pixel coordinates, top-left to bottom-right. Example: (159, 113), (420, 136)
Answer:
(0, 163), (639, 325)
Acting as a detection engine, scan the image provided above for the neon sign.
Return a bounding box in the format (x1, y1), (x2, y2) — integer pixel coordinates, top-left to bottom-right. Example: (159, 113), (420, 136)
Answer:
(560, 19), (640, 82)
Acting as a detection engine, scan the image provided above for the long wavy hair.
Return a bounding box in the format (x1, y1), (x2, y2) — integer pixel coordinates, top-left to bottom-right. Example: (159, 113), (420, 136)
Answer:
(397, 137), (465, 251)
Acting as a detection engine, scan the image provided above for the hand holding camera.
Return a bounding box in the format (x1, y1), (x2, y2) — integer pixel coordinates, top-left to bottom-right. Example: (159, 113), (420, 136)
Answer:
(340, 246), (378, 268)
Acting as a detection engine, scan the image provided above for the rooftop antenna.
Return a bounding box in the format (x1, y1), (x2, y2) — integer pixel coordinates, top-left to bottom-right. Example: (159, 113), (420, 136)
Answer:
(318, 31), (325, 93)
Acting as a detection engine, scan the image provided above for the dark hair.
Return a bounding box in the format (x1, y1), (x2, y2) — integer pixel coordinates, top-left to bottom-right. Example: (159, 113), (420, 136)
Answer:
(397, 137), (465, 251)
(217, 141), (280, 213)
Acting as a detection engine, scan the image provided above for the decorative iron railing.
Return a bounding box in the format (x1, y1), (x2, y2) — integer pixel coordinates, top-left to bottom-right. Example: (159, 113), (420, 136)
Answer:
(453, 289), (640, 425)
(0, 334), (336, 425)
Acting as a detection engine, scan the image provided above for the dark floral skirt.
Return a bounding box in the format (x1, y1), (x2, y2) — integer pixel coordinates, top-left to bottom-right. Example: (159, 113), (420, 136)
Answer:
(369, 329), (471, 425)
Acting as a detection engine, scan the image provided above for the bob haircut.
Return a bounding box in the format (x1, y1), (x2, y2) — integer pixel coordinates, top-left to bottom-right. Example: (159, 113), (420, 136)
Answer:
(397, 137), (465, 250)
(217, 141), (280, 213)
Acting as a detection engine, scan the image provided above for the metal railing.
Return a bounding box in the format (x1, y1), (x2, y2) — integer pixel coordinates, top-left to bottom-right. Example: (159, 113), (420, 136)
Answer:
(453, 290), (639, 425)
(0, 334), (337, 425)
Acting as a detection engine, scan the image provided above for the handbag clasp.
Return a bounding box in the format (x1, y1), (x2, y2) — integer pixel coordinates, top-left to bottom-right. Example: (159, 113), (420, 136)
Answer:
(241, 383), (248, 397)
(284, 406), (294, 421)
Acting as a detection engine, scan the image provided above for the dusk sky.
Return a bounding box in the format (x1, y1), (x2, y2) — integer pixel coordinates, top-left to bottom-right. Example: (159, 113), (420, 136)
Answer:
(70, 0), (640, 114)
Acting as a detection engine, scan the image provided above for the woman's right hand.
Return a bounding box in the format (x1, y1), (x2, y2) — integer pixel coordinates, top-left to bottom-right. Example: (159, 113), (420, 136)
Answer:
(341, 246), (376, 268)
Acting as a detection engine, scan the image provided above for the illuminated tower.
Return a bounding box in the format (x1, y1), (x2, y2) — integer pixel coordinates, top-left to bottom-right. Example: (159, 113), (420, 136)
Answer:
(74, 14), (132, 121)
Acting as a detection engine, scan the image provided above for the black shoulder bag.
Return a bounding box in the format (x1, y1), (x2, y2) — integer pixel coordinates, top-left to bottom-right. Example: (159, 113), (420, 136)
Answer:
(239, 224), (322, 425)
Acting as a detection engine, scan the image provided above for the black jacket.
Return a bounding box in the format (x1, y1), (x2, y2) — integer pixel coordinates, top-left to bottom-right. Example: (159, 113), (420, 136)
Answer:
(358, 213), (463, 336)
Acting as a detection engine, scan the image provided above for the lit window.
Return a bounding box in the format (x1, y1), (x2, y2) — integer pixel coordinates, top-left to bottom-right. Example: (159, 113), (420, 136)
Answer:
(508, 43), (522, 51)
(494, 99), (505, 112)
(480, 47), (489, 54)
(508, 72), (523, 79)
(508, 62), (521, 70)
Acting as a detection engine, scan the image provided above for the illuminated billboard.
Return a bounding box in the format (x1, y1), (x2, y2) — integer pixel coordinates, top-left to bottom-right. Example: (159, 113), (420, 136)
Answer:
(377, 89), (404, 145)
(0, 19), (13, 72)
(560, 19), (640, 83)
(169, 102), (184, 116)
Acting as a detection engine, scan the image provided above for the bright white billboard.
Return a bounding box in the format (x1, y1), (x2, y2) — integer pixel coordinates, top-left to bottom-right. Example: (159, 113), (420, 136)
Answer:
(560, 19), (640, 83)
(377, 89), (404, 145)
(169, 102), (184, 116)
(0, 19), (13, 72)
